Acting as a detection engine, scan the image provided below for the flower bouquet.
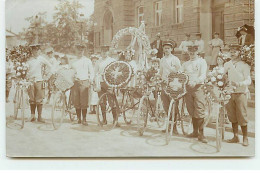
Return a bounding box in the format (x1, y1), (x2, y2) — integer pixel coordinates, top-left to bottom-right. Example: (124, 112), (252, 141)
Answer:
(240, 44), (255, 69)
(8, 46), (32, 88)
(204, 66), (235, 104)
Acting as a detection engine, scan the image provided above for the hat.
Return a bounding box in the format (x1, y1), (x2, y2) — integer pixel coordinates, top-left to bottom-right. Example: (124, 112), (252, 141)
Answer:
(90, 54), (101, 60)
(101, 45), (110, 52)
(29, 44), (41, 50)
(75, 43), (86, 49)
(185, 33), (190, 37)
(150, 48), (158, 55)
(239, 26), (248, 33)
(45, 47), (54, 54)
(187, 45), (199, 52)
(214, 32), (220, 35)
(162, 40), (175, 48)
(150, 57), (160, 63)
(156, 33), (161, 37)
(229, 44), (241, 51)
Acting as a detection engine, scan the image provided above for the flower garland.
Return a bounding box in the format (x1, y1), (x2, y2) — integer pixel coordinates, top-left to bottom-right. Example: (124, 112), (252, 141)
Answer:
(103, 61), (133, 88)
(111, 27), (151, 54)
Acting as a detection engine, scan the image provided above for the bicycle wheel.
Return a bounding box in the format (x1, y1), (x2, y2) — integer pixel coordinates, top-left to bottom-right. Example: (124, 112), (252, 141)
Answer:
(96, 92), (118, 130)
(203, 98), (212, 127)
(180, 98), (192, 135)
(66, 90), (77, 122)
(13, 87), (25, 129)
(154, 94), (166, 128)
(165, 99), (175, 145)
(122, 91), (135, 125)
(51, 91), (65, 129)
(137, 96), (149, 136)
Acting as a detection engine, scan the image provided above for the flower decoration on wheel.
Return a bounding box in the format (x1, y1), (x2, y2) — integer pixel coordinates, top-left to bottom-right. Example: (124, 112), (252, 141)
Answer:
(165, 72), (188, 100)
(103, 61), (133, 88)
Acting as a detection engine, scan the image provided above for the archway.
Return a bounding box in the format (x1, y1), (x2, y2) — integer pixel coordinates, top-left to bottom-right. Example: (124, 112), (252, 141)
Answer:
(103, 10), (113, 46)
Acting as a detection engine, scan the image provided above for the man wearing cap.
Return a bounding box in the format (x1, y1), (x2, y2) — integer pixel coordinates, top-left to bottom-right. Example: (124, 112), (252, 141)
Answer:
(71, 44), (94, 125)
(97, 45), (119, 126)
(27, 44), (54, 123)
(181, 45), (208, 143)
(160, 40), (181, 134)
(151, 33), (163, 59)
(239, 27), (254, 46)
(224, 44), (251, 146)
(44, 47), (59, 104)
(179, 33), (193, 61)
(208, 32), (224, 70)
(194, 33), (205, 58)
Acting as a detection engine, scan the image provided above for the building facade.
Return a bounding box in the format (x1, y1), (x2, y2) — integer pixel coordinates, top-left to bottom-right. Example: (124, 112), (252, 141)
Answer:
(93, 0), (254, 54)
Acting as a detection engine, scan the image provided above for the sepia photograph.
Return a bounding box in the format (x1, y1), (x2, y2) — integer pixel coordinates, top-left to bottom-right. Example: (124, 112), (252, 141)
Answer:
(5, 0), (255, 157)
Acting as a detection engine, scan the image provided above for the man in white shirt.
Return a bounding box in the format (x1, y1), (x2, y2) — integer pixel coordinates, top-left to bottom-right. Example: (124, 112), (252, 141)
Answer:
(27, 44), (54, 123)
(71, 44), (94, 125)
(194, 33), (205, 58)
(97, 46), (119, 126)
(181, 45), (208, 143)
(179, 33), (193, 61)
(224, 44), (251, 146)
(44, 47), (59, 104)
(160, 40), (181, 134)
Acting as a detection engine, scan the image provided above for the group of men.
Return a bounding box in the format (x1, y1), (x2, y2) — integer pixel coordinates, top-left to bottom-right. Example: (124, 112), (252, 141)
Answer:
(6, 26), (252, 147)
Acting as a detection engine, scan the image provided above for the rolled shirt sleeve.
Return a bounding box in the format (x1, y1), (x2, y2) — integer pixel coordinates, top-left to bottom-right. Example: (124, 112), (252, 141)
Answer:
(238, 64), (251, 87)
(196, 59), (207, 84)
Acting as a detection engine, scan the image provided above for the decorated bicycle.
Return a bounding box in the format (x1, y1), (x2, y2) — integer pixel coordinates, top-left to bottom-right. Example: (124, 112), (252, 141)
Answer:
(96, 21), (152, 130)
(204, 51), (236, 152)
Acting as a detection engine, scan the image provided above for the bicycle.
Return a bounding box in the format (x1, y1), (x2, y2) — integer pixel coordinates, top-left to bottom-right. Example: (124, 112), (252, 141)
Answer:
(136, 85), (166, 136)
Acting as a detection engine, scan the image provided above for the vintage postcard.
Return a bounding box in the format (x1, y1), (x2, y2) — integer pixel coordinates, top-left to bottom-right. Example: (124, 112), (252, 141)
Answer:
(5, 0), (255, 157)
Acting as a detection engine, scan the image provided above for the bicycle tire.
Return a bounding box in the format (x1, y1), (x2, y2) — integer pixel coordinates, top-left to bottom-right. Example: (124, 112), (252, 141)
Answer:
(165, 99), (175, 145)
(20, 89), (25, 129)
(216, 104), (222, 152)
(13, 87), (25, 129)
(137, 96), (149, 136)
(51, 91), (65, 129)
(154, 94), (166, 128)
(96, 92), (118, 131)
(67, 91), (76, 122)
(122, 91), (135, 125)
(180, 98), (192, 135)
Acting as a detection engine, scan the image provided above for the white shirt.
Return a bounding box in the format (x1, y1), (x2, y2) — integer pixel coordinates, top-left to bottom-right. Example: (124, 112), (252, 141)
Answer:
(27, 55), (52, 82)
(98, 56), (116, 82)
(72, 56), (94, 81)
(160, 54), (181, 81)
(224, 60), (251, 93)
(194, 39), (205, 53)
(179, 40), (193, 53)
(181, 57), (207, 85)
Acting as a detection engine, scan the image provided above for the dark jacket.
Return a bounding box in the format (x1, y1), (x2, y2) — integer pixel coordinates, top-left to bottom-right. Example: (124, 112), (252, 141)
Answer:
(151, 39), (163, 59)
(239, 34), (254, 46)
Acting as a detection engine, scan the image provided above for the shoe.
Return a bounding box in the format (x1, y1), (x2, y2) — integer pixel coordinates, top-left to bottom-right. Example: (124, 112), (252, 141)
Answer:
(37, 118), (45, 123)
(198, 134), (208, 143)
(242, 136), (249, 146)
(227, 136), (240, 143)
(115, 122), (121, 127)
(102, 120), (107, 125)
(173, 126), (179, 135)
(187, 132), (198, 138)
(77, 119), (82, 124)
(82, 120), (88, 126)
(30, 117), (36, 122)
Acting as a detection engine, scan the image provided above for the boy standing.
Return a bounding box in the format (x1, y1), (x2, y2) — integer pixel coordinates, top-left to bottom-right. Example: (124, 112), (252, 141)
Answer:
(224, 44), (251, 146)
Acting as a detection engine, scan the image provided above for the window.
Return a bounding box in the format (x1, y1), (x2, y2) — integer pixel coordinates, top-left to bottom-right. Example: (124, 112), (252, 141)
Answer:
(137, 6), (144, 27)
(95, 32), (100, 47)
(175, 0), (183, 23)
(155, 1), (162, 26)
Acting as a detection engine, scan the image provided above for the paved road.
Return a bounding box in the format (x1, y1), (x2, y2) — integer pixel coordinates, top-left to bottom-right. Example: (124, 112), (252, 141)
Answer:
(5, 86), (255, 157)
(5, 104), (254, 157)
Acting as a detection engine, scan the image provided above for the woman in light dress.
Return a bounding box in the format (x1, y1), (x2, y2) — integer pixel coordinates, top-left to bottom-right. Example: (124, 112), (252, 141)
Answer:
(208, 32), (224, 70)
(89, 54), (101, 114)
